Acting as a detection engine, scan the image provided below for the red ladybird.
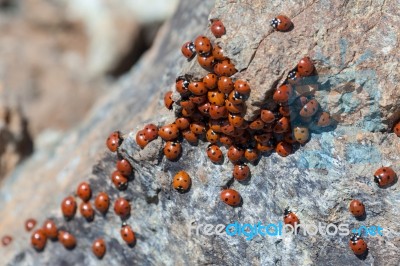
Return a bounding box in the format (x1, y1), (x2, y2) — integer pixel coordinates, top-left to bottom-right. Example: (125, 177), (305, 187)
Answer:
(206, 129), (219, 143)
(143, 124), (158, 141)
(194, 35), (212, 55)
(58, 231), (76, 250)
(283, 208), (300, 227)
(228, 90), (244, 104)
(209, 105), (228, 120)
(276, 141), (292, 157)
(214, 60), (237, 77)
(349, 234), (368, 255)
(42, 220), (58, 240)
(80, 202), (95, 222)
(299, 99), (319, 117)
(164, 141), (182, 161)
(227, 145), (244, 163)
(218, 76), (234, 94)
(176, 77), (190, 95)
(121, 222), (136, 246)
(114, 198), (131, 219)
(233, 164), (250, 181)
(31, 229), (47, 251)
(212, 44), (226, 61)
(228, 114), (245, 128)
(208, 90), (225, 106)
(182, 130), (198, 144)
(274, 117), (290, 133)
(198, 55), (215, 69)
(2, 235), (12, 246)
(172, 171), (192, 193)
(116, 159), (133, 177)
(190, 121), (206, 135)
(316, 112), (331, 127)
(225, 100), (243, 114)
(260, 110), (275, 123)
(164, 91), (174, 110)
(175, 117), (190, 130)
(207, 144), (223, 163)
(270, 15), (292, 31)
(220, 189), (241, 206)
(106, 131), (122, 152)
(297, 57), (315, 77)
(219, 134), (234, 147)
(76, 181), (91, 202)
(203, 73), (218, 90)
(273, 84), (293, 103)
(210, 19), (226, 38)
(25, 218), (37, 232)
(61, 196), (77, 220)
(94, 192), (110, 214)
(279, 105), (291, 117)
(159, 124), (179, 141)
(349, 200), (365, 217)
(394, 121), (400, 137)
(374, 166), (397, 187)
(92, 238), (106, 259)
(136, 130), (149, 149)
(189, 94), (208, 105)
(188, 81), (208, 95)
(234, 80), (251, 95)
(249, 118), (264, 130)
(181, 41), (196, 59)
(111, 170), (128, 190)
(220, 120), (235, 135)
(244, 148), (260, 162)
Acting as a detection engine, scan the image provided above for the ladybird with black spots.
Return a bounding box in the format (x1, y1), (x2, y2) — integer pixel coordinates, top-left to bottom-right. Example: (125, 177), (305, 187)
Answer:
(233, 164), (250, 181)
(114, 198), (131, 219)
(120, 222), (136, 246)
(374, 166), (396, 187)
(94, 192), (110, 214)
(61, 196), (77, 220)
(31, 229), (47, 251)
(210, 19), (226, 38)
(164, 141), (182, 161)
(349, 199), (365, 217)
(58, 231), (76, 250)
(106, 131), (122, 152)
(283, 208), (300, 227)
(92, 238), (106, 259)
(207, 144), (223, 163)
(270, 15), (292, 32)
(76, 181), (91, 202)
(349, 234), (368, 255)
(172, 171), (192, 193)
(220, 189), (241, 206)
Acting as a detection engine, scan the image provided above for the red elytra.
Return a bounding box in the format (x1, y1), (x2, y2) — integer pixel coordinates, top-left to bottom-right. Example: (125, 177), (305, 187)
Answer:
(273, 117), (290, 133)
(206, 129), (219, 143)
(276, 141), (292, 157)
(219, 134), (234, 146)
(31, 229), (47, 251)
(164, 141), (182, 160)
(188, 81), (208, 95)
(61, 196), (77, 220)
(227, 145), (244, 163)
(233, 164), (250, 181)
(273, 84), (293, 103)
(190, 121), (206, 135)
(212, 44), (226, 61)
(198, 55), (215, 69)
(214, 60), (237, 77)
(143, 124), (158, 141)
(58, 231), (76, 250)
(2, 235), (13, 246)
(208, 90), (226, 106)
(94, 192), (110, 214)
(203, 73), (218, 90)
(244, 148), (260, 162)
(297, 57), (315, 77)
(260, 109), (275, 123)
(80, 202), (95, 222)
(207, 144), (223, 163)
(198, 102), (211, 116)
(106, 131), (122, 152)
(76, 181), (92, 202)
(209, 105), (227, 120)
(116, 159), (132, 177)
(121, 222), (136, 246)
(316, 112), (331, 127)
(42, 220), (58, 240)
(181, 41), (195, 59)
(113, 198), (131, 218)
(234, 80), (251, 95)
(249, 118), (264, 130)
(220, 189), (241, 206)
(271, 15), (292, 32)
(225, 100), (243, 114)
(175, 78), (189, 95)
(394, 121), (400, 137)
(172, 171), (191, 192)
(158, 124), (179, 141)
(182, 130), (198, 144)
(299, 99), (319, 117)
(25, 218), (37, 232)
(228, 114), (245, 128)
(279, 105), (291, 117)
(218, 76), (234, 94)
(220, 120), (235, 135)
(92, 238), (106, 259)
(374, 166), (397, 187)
(194, 35), (212, 55)
(283, 208), (300, 227)
(175, 117), (190, 130)
(164, 91), (174, 110)
(349, 200), (365, 217)
(210, 20), (226, 38)
(135, 130), (149, 149)
(189, 94), (208, 105)
(349, 234), (368, 255)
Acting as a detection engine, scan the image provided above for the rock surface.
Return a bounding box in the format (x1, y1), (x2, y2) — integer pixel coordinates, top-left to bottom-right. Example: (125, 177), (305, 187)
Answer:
(1, 0), (400, 265)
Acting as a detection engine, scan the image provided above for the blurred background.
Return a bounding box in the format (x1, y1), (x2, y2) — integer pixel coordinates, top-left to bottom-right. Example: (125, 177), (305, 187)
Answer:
(0, 0), (179, 181)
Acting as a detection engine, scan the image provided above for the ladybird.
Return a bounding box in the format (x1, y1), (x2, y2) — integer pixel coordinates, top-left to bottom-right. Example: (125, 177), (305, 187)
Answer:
(194, 35), (212, 55)
(293, 126), (309, 144)
(121, 222), (136, 246)
(257, 141), (275, 152)
(190, 121), (206, 135)
(210, 19), (226, 38)
(254, 133), (272, 144)
(249, 118), (265, 130)
(209, 105), (228, 120)
(2, 235), (12, 246)
(273, 84), (293, 103)
(276, 141), (292, 157)
(31, 229), (47, 251)
(25, 218), (37, 232)
(164, 141), (182, 160)
(111, 170), (128, 190)
(172, 171), (192, 193)
(244, 148), (260, 162)
(220, 120), (235, 135)
(287, 70), (301, 85)
(219, 134), (233, 146)
(218, 76), (234, 94)
(198, 55), (214, 69)
(114, 198), (131, 219)
(164, 91), (174, 110)
(94, 192), (110, 214)
(225, 100), (243, 114)
(189, 94), (207, 105)
(80, 202), (95, 222)
(233, 164), (250, 181)
(176, 77), (190, 95)
(300, 99), (319, 117)
(209, 119), (222, 132)
(198, 102), (211, 116)
(212, 44), (226, 61)
(228, 113), (245, 128)
(227, 145), (244, 163)
(374, 166), (397, 187)
(143, 124), (158, 141)
(58, 231), (76, 250)
(270, 15), (292, 32)
(394, 121), (400, 137)
(274, 117), (290, 133)
(283, 208), (300, 227)
(181, 41), (196, 59)
(220, 189), (241, 206)
(116, 159), (132, 178)
(42, 220), (58, 240)
(175, 117), (190, 130)
(316, 112), (331, 127)
(208, 90), (225, 106)
(106, 131), (122, 152)
(215, 60), (237, 77)
(349, 234), (368, 255)
(279, 105), (291, 117)
(159, 124), (179, 141)
(180, 100), (195, 111)
(182, 130), (198, 144)
(207, 144), (223, 163)
(297, 57), (315, 77)
(92, 238), (106, 259)
(284, 131), (297, 144)
(188, 81), (207, 95)
(228, 90), (244, 104)
(76, 181), (91, 202)
(206, 129), (219, 143)
(136, 130), (149, 149)
(234, 80), (251, 95)
(349, 200), (365, 217)
(260, 109), (275, 123)
(61, 196), (77, 220)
